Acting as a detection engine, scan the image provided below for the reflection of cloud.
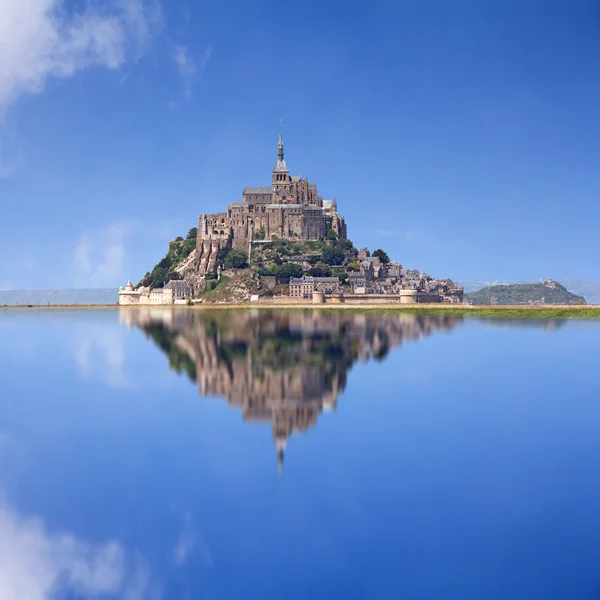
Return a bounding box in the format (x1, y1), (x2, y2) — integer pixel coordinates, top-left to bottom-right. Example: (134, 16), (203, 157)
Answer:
(173, 513), (196, 567)
(75, 325), (132, 390)
(0, 501), (157, 600)
(171, 511), (212, 569)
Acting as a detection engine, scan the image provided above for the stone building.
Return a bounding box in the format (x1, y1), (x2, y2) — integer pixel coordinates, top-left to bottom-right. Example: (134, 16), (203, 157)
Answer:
(196, 128), (347, 274)
(118, 279), (193, 305)
(289, 275), (341, 298)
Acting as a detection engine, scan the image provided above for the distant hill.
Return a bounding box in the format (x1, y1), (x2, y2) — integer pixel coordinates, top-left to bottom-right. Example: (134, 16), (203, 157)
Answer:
(560, 281), (600, 305)
(465, 280), (586, 306)
(459, 280), (600, 304)
(0, 289), (118, 306)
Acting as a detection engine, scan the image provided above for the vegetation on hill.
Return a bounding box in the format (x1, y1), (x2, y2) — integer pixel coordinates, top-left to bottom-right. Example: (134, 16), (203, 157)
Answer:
(466, 281), (586, 306)
(138, 227), (197, 288)
(251, 236), (359, 282)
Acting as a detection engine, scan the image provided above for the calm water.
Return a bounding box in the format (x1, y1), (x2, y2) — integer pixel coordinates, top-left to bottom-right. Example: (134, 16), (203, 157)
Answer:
(1, 308), (600, 600)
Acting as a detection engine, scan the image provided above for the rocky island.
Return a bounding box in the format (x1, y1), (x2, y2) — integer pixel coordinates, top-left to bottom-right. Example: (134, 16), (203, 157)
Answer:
(466, 280), (586, 306)
(120, 128), (464, 306)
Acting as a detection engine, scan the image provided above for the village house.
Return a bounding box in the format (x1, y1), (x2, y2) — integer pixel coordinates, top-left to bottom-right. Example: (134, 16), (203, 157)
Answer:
(119, 279), (193, 305)
(289, 275), (342, 299)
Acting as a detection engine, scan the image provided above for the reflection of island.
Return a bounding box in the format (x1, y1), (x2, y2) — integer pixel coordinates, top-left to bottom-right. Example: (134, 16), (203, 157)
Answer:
(121, 309), (462, 471)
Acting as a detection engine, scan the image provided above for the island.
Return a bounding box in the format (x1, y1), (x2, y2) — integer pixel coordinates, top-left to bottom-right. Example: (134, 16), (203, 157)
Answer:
(119, 128), (464, 306)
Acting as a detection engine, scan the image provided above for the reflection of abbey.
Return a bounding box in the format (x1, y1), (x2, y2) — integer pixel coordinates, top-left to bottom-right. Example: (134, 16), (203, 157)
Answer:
(121, 308), (462, 473)
(196, 129), (347, 274)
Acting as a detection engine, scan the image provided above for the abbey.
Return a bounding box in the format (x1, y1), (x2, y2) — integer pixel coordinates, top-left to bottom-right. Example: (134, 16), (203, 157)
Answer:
(196, 129), (347, 274)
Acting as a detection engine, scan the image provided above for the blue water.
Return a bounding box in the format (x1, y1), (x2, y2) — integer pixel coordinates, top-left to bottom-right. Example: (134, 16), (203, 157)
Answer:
(1, 309), (600, 600)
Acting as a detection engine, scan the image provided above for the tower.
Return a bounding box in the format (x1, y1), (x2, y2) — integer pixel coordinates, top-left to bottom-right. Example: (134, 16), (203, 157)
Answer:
(272, 122), (291, 198)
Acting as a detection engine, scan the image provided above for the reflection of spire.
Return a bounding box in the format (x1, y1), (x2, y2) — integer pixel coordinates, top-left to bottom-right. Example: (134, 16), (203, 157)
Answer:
(277, 448), (284, 477)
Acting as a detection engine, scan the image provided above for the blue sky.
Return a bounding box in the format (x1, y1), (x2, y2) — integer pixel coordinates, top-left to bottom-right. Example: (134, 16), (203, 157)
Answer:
(1, 0), (599, 289)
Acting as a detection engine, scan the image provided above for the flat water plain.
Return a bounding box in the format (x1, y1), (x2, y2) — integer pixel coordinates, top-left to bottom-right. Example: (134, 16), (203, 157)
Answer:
(1, 308), (600, 600)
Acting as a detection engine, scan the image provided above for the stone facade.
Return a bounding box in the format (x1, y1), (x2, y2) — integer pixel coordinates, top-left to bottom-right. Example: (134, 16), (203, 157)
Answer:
(289, 275), (342, 298)
(118, 279), (193, 305)
(196, 129), (347, 274)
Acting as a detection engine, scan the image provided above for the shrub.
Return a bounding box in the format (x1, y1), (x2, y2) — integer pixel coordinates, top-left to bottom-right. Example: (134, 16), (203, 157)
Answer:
(309, 265), (332, 277)
(321, 246), (345, 266)
(224, 248), (248, 269)
(372, 249), (390, 264)
(274, 263), (304, 278)
(187, 227), (197, 240)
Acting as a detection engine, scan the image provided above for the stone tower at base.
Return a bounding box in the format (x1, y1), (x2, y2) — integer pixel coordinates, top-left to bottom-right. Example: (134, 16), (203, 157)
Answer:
(196, 128), (347, 274)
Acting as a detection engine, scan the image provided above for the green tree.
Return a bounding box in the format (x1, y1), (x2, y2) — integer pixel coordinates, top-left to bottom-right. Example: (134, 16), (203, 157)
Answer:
(224, 249), (248, 269)
(321, 246), (345, 266)
(309, 264), (332, 277)
(254, 227), (266, 240)
(187, 227), (198, 239)
(372, 249), (390, 264)
(151, 267), (166, 288)
(327, 229), (338, 240)
(274, 263), (304, 278)
(273, 254), (283, 265)
(158, 256), (172, 269)
(347, 262), (361, 272)
(175, 236), (184, 242)
(341, 239), (356, 253)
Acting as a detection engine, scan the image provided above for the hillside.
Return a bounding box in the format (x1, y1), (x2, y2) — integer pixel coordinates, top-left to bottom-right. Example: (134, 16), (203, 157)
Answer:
(466, 280), (586, 306)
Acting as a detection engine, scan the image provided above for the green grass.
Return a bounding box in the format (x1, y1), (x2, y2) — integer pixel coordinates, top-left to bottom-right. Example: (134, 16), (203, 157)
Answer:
(185, 304), (600, 319)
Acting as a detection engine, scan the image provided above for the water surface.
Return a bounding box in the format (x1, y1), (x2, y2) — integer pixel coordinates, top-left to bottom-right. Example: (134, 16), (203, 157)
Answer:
(1, 308), (600, 600)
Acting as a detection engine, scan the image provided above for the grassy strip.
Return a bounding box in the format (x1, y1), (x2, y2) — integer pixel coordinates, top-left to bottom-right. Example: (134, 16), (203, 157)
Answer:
(3, 304), (600, 319)
(187, 304), (600, 319)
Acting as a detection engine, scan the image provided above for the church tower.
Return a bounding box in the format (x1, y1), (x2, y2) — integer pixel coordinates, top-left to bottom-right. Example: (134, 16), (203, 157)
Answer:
(272, 124), (292, 201)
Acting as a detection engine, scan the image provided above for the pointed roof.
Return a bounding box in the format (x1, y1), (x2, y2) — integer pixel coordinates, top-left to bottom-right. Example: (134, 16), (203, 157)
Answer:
(273, 122), (288, 173)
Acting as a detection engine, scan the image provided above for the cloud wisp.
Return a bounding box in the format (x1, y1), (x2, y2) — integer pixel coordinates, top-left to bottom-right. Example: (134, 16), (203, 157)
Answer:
(0, 0), (162, 114)
(173, 44), (213, 101)
(73, 220), (137, 288)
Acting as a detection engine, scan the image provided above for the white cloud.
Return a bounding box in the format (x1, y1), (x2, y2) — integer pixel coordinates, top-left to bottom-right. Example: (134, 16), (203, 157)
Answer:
(0, 500), (158, 600)
(73, 220), (137, 287)
(173, 44), (212, 100)
(0, 0), (162, 112)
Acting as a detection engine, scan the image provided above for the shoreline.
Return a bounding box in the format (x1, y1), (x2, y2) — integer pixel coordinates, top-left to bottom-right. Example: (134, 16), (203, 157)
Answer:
(2, 303), (600, 318)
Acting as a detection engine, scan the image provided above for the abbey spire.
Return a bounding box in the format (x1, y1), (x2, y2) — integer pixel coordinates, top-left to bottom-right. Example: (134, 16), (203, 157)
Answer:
(273, 121), (288, 174)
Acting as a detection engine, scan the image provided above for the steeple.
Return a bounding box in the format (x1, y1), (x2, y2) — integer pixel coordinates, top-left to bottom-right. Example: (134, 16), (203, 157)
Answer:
(278, 121), (284, 161)
(273, 120), (288, 174)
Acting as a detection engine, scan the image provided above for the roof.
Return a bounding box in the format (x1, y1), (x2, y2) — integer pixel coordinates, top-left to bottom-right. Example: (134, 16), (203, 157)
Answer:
(243, 186), (272, 195)
(289, 275), (340, 285)
(273, 158), (288, 172)
(164, 280), (192, 290)
(266, 203), (304, 209)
